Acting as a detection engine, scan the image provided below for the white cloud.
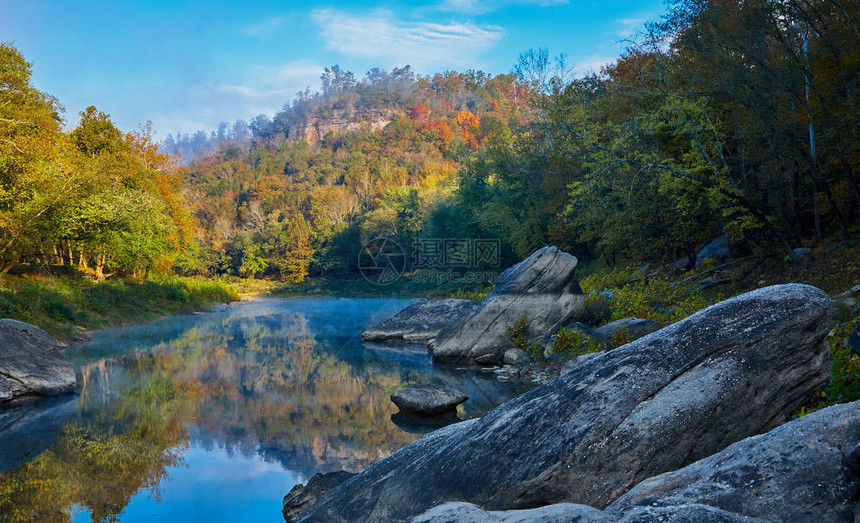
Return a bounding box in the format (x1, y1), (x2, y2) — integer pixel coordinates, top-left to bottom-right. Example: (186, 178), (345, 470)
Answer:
(571, 55), (615, 77)
(439, 0), (568, 15)
(241, 16), (288, 36)
(615, 17), (648, 38)
(312, 9), (504, 70)
(267, 59), (324, 88)
(150, 59), (323, 136)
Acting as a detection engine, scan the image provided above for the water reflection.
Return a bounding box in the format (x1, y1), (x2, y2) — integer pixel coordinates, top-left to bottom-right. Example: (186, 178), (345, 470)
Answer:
(0, 297), (529, 522)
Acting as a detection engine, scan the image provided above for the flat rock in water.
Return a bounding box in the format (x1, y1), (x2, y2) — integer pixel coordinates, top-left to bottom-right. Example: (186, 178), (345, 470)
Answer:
(295, 284), (832, 522)
(611, 400), (860, 522)
(0, 319), (77, 403)
(431, 246), (584, 364)
(283, 471), (355, 522)
(362, 299), (479, 345)
(390, 385), (468, 416)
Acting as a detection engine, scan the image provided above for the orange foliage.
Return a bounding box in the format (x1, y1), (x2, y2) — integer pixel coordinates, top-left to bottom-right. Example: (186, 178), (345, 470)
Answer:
(421, 120), (455, 152)
(454, 110), (483, 149)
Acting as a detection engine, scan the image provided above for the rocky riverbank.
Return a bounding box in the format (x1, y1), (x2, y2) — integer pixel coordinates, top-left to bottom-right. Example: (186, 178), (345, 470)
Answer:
(283, 245), (860, 522)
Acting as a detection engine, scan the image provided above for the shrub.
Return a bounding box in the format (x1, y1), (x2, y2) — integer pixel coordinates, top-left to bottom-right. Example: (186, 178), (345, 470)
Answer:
(448, 284), (492, 302)
(506, 314), (529, 351)
(581, 295), (612, 326)
(506, 314), (546, 362)
(824, 320), (860, 405)
(552, 326), (603, 357)
(529, 341), (545, 362)
(608, 325), (630, 348)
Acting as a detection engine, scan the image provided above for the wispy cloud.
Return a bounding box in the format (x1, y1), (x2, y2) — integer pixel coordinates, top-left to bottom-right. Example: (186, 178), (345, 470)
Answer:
(185, 60), (323, 124)
(615, 17), (648, 38)
(241, 16), (288, 36)
(571, 55), (615, 77)
(150, 59), (323, 137)
(439, 0), (568, 15)
(312, 9), (504, 70)
(266, 60), (324, 88)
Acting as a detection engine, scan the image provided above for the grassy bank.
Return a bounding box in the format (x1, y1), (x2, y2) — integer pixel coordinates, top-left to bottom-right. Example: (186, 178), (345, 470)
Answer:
(273, 275), (493, 301)
(0, 273), (239, 340)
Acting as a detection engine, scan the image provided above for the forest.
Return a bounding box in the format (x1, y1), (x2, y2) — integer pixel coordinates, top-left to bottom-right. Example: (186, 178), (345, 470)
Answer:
(3, 0), (860, 285)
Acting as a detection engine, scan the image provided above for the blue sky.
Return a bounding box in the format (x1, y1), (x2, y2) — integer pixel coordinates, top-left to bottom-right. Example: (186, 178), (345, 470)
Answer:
(1, 0), (667, 138)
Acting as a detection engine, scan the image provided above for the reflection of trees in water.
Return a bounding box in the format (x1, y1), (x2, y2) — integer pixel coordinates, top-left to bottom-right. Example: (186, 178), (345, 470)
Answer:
(0, 304), (435, 520)
(0, 415), (188, 522)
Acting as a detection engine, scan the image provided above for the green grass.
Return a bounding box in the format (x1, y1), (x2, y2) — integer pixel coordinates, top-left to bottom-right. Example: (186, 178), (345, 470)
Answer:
(0, 273), (239, 340)
(272, 275), (494, 300)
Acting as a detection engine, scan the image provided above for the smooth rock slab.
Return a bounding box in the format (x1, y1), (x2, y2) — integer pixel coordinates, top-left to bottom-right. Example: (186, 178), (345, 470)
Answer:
(412, 501), (766, 522)
(431, 247), (584, 364)
(0, 319), (77, 403)
(296, 284), (832, 522)
(560, 351), (603, 374)
(390, 385), (468, 416)
(610, 400), (860, 522)
(362, 300), (479, 345)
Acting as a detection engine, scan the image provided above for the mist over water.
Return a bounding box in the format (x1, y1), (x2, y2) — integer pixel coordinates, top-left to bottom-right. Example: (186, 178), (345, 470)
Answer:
(0, 297), (529, 522)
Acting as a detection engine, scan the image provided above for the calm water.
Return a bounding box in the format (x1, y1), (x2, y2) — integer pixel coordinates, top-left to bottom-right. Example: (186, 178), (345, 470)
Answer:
(0, 297), (529, 522)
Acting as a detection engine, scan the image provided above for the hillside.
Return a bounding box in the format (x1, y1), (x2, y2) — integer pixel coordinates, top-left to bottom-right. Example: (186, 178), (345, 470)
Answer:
(172, 0), (860, 289)
(172, 67), (528, 280)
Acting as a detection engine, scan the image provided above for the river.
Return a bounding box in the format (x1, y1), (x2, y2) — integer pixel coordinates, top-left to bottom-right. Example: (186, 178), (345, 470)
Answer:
(0, 297), (529, 522)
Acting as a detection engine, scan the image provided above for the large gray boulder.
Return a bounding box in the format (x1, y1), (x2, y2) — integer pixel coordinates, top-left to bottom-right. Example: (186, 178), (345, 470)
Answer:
(418, 398), (860, 523)
(430, 247), (584, 364)
(610, 400), (860, 522)
(0, 319), (77, 403)
(362, 300), (479, 345)
(412, 501), (765, 522)
(390, 386), (468, 417)
(295, 284), (832, 522)
(413, 399), (860, 523)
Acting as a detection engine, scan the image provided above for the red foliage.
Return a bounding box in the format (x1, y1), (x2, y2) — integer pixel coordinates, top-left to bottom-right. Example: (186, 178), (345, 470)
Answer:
(409, 103), (431, 123)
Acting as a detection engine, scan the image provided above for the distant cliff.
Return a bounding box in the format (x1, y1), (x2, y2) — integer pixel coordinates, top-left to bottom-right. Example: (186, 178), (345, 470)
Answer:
(283, 106), (403, 145)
